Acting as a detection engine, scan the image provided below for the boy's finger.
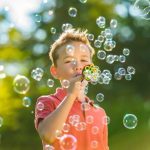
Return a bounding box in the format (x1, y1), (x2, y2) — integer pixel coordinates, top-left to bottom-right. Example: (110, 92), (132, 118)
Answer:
(70, 75), (83, 83)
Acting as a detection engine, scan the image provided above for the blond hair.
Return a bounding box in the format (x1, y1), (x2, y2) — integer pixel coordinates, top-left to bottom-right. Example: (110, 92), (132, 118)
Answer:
(49, 28), (95, 66)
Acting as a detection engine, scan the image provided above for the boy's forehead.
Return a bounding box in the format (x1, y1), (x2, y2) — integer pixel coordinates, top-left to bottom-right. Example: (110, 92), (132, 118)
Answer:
(58, 41), (90, 56)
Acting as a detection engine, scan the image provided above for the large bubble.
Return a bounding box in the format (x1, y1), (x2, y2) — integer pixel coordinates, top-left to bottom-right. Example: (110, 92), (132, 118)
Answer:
(13, 75), (30, 94)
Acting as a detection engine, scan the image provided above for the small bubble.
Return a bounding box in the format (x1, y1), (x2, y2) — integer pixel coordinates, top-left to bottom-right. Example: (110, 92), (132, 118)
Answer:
(34, 14), (42, 23)
(127, 66), (136, 74)
(110, 19), (118, 28)
(66, 45), (75, 55)
(96, 16), (106, 28)
(62, 123), (70, 133)
(118, 67), (126, 76)
(37, 102), (45, 111)
(102, 116), (110, 125)
(68, 7), (77, 17)
(47, 79), (54, 87)
(119, 55), (126, 63)
(125, 74), (132, 80)
(31, 68), (44, 81)
(87, 33), (94, 41)
(22, 97), (31, 107)
(79, 0), (87, 4)
(50, 27), (56, 34)
(61, 80), (70, 88)
(45, 144), (55, 150)
(123, 48), (130, 56)
(97, 35), (104, 42)
(0, 65), (6, 79)
(0, 116), (3, 127)
(94, 40), (102, 48)
(62, 23), (73, 31)
(123, 114), (138, 129)
(13, 75), (30, 94)
(96, 93), (104, 102)
(106, 55), (115, 64)
(114, 72), (122, 80)
(97, 50), (106, 60)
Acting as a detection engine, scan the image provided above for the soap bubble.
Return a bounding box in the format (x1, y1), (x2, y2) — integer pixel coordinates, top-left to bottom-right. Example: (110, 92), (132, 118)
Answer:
(68, 7), (77, 17)
(110, 19), (118, 28)
(62, 123), (70, 133)
(125, 74), (132, 80)
(106, 55), (115, 64)
(91, 126), (99, 134)
(31, 68), (44, 81)
(119, 55), (126, 63)
(86, 115), (94, 124)
(22, 97), (31, 107)
(105, 28), (113, 40)
(123, 114), (138, 129)
(79, 0), (87, 4)
(13, 75), (30, 94)
(97, 35), (104, 42)
(90, 140), (98, 149)
(50, 27), (56, 34)
(114, 72), (122, 80)
(102, 116), (110, 125)
(61, 80), (70, 88)
(96, 16), (106, 28)
(127, 66), (136, 74)
(0, 116), (3, 127)
(118, 67), (126, 76)
(66, 45), (75, 55)
(123, 48), (130, 56)
(142, 6), (150, 20)
(34, 14), (42, 23)
(96, 93), (104, 102)
(47, 79), (54, 87)
(97, 50), (106, 60)
(62, 23), (73, 31)
(104, 40), (115, 51)
(94, 40), (102, 48)
(59, 134), (77, 150)
(37, 102), (45, 111)
(87, 34), (94, 41)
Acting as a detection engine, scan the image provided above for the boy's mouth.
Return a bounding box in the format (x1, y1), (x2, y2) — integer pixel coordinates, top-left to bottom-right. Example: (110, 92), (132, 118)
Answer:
(74, 73), (82, 77)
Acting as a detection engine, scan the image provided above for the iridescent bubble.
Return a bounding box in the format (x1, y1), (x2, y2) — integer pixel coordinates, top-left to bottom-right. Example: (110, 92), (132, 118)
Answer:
(104, 40), (115, 51)
(62, 23), (73, 31)
(91, 126), (99, 134)
(63, 123), (70, 133)
(84, 85), (88, 95)
(110, 19), (118, 28)
(31, 68), (44, 81)
(102, 116), (110, 125)
(50, 27), (56, 34)
(142, 6), (150, 20)
(105, 28), (113, 40)
(13, 75), (30, 94)
(59, 134), (77, 150)
(119, 55), (126, 63)
(22, 97), (31, 107)
(61, 79), (70, 88)
(45, 144), (55, 150)
(114, 55), (119, 61)
(66, 45), (75, 55)
(125, 74), (132, 80)
(79, 0), (87, 3)
(90, 140), (98, 149)
(71, 59), (77, 66)
(34, 14), (42, 23)
(96, 93), (104, 102)
(123, 114), (138, 129)
(97, 50), (106, 60)
(47, 79), (54, 87)
(68, 7), (77, 17)
(106, 55), (115, 64)
(97, 35), (104, 42)
(94, 40), (102, 48)
(86, 115), (94, 124)
(96, 16), (106, 28)
(123, 48), (130, 56)
(118, 67), (126, 76)
(0, 116), (3, 127)
(87, 34), (94, 41)
(114, 72), (122, 80)
(0, 65), (6, 79)
(127, 66), (136, 74)
(37, 102), (45, 111)
(133, 0), (150, 17)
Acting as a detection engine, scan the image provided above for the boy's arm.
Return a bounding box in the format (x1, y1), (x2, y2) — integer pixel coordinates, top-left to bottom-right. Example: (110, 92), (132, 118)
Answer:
(37, 75), (87, 144)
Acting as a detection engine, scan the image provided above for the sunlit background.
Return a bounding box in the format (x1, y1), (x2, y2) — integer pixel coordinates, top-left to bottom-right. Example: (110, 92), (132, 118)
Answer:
(0, 0), (150, 150)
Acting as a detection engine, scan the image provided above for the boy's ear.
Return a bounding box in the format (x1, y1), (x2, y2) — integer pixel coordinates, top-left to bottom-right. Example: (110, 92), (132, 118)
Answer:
(50, 65), (58, 79)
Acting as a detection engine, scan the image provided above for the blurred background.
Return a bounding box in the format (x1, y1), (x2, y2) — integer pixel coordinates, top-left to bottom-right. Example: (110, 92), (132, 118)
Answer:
(0, 0), (150, 150)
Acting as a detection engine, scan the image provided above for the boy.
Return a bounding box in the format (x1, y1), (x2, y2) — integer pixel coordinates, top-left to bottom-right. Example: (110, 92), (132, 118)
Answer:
(34, 28), (109, 150)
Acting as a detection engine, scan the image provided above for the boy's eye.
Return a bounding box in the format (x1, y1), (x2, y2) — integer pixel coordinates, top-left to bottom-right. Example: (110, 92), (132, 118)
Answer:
(81, 60), (88, 62)
(65, 61), (71, 63)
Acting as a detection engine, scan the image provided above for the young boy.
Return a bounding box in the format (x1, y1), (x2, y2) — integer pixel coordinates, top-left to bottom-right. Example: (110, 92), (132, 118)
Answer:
(34, 28), (109, 150)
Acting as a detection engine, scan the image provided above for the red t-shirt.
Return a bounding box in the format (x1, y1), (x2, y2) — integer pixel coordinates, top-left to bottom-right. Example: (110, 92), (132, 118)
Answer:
(35, 88), (109, 150)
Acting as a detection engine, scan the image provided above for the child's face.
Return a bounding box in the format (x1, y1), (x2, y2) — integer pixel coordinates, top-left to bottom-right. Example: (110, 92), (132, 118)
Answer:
(51, 41), (92, 81)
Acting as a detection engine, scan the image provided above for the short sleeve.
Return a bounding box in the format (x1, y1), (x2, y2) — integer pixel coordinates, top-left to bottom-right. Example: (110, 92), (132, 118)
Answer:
(34, 95), (56, 130)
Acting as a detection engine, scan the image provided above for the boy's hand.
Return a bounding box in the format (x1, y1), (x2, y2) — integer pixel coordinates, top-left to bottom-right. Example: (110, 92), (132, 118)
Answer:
(66, 75), (88, 101)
